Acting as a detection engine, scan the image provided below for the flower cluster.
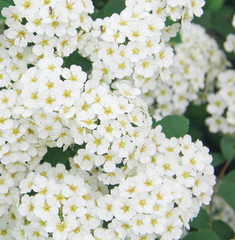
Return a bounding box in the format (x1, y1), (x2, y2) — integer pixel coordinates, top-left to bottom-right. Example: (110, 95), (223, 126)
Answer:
(205, 14), (235, 134)
(0, 0), (216, 239)
(206, 69), (235, 134)
(77, 0), (205, 92)
(143, 24), (227, 120)
(2, 0), (93, 57)
(1, 132), (215, 240)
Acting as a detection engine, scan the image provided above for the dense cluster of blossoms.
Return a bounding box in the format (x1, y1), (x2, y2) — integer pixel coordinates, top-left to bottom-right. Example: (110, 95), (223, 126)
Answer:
(143, 24), (228, 120)
(206, 69), (235, 134)
(206, 15), (235, 134)
(77, 0), (205, 92)
(1, 131), (215, 239)
(0, 0), (216, 239)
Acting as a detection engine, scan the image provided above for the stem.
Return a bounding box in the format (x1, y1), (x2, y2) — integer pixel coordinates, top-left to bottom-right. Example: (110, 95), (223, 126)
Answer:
(209, 161), (230, 229)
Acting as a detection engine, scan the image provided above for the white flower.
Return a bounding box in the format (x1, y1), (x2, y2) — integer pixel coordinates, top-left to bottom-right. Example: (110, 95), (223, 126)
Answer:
(96, 194), (114, 221)
(131, 213), (151, 235)
(96, 120), (122, 142)
(155, 44), (174, 68)
(74, 149), (95, 171)
(4, 23), (33, 47)
(0, 173), (14, 194)
(18, 195), (36, 219)
(125, 41), (147, 62)
(111, 135), (135, 158)
(25, 14), (45, 34)
(161, 216), (183, 240)
(47, 215), (77, 240)
(131, 192), (155, 214)
(112, 197), (136, 221)
(14, 0), (41, 18)
(57, 35), (78, 57)
(5, 122), (26, 143)
(19, 172), (35, 194)
(134, 56), (158, 78)
(32, 34), (58, 56)
(80, 208), (101, 230)
(187, 0), (205, 17)
(63, 196), (87, 218)
(33, 194), (60, 221)
(38, 56), (63, 77)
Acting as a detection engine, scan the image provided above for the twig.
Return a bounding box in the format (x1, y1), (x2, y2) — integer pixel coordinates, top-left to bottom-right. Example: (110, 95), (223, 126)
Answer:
(209, 161), (231, 229)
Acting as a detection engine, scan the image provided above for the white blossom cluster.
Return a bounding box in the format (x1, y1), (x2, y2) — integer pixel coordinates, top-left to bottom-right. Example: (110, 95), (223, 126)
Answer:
(224, 14), (235, 53)
(2, 0), (94, 57)
(0, 132), (215, 240)
(77, 0), (205, 92)
(205, 13), (235, 134)
(144, 24), (227, 121)
(0, 0), (216, 239)
(206, 69), (235, 134)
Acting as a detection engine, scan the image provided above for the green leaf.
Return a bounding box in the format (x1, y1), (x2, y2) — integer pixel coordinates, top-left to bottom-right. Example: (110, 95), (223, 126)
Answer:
(218, 180), (235, 211)
(185, 104), (208, 126)
(210, 6), (234, 37)
(212, 220), (234, 240)
(204, 0), (225, 11)
(153, 115), (189, 138)
(42, 147), (70, 167)
(0, 0), (14, 19)
(220, 137), (235, 162)
(193, 11), (212, 30)
(63, 51), (92, 73)
(190, 208), (210, 230)
(182, 230), (221, 240)
(186, 126), (204, 142)
(222, 170), (235, 184)
(211, 153), (225, 167)
(91, 0), (125, 20)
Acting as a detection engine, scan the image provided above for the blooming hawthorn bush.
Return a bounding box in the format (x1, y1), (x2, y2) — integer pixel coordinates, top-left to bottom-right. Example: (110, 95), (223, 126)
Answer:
(0, 0), (234, 240)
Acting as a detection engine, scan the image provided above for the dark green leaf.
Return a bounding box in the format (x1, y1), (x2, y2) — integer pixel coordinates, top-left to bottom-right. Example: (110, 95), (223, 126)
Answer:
(204, 0), (225, 11)
(210, 6), (234, 37)
(42, 147), (70, 167)
(211, 153), (225, 167)
(190, 208), (210, 230)
(218, 180), (235, 211)
(182, 230), (221, 240)
(212, 220), (234, 240)
(220, 136), (235, 162)
(193, 11), (212, 30)
(0, 0), (14, 19)
(153, 115), (189, 138)
(92, 0), (109, 9)
(222, 170), (235, 184)
(187, 126), (204, 142)
(91, 0), (125, 20)
(63, 51), (92, 73)
(185, 104), (208, 127)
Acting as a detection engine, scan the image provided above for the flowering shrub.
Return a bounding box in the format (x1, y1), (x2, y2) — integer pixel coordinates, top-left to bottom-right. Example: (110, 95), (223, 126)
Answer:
(0, 0), (234, 240)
